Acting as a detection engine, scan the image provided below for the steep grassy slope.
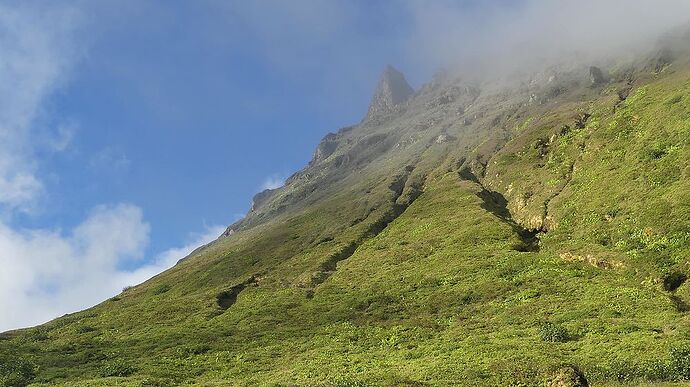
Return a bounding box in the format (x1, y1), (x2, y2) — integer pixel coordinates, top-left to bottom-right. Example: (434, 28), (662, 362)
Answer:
(3, 43), (690, 386)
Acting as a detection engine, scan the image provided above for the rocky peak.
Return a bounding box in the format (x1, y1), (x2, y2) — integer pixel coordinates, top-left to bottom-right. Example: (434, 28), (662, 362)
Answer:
(365, 65), (414, 120)
(589, 66), (607, 86)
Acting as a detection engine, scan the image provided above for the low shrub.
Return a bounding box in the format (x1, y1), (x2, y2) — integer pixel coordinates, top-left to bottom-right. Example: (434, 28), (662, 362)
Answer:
(539, 322), (569, 343)
(663, 271), (687, 291)
(669, 345), (690, 380)
(151, 284), (172, 295)
(75, 325), (96, 334)
(98, 359), (136, 377)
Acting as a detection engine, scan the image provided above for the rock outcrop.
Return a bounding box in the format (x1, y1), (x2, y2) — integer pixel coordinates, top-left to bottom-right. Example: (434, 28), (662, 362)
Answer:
(310, 134), (338, 165)
(365, 65), (414, 120)
(589, 66), (606, 86)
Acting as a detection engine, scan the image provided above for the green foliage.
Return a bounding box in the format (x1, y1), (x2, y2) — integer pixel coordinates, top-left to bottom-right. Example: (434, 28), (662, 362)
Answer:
(0, 354), (35, 387)
(538, 322), (569, 343)
(669, 345), (690, 380)
(137, 377), (175, 387)
(98, 359), (137, 377)
(75, 325), (96, 334)
(666, 94), (683, 105)
(151, 283), (172, 295)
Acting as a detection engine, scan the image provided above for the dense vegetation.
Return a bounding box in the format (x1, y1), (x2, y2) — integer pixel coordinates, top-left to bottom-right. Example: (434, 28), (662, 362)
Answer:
(2, 41), (690, 386)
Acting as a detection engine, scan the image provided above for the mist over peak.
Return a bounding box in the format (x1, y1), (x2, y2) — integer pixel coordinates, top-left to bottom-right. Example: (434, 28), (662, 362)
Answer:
(406, 0), (690, 80)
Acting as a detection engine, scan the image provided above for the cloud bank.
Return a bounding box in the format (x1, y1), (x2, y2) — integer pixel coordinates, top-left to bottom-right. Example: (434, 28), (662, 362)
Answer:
(0, 206), (223, 331)
(223, 0), (690, 83)
(406, 0), (690, 77)
(0, 205), (147, 330)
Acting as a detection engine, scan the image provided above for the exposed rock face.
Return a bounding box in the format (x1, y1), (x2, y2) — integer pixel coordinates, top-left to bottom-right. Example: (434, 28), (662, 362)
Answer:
(365, 65), (414, 120)
(650, 47), (674, 72)
(250, 188), (278, 212)
(221, 226), (235, 237)
(589, 66), (606, 86)
(310, 132), (340, 165)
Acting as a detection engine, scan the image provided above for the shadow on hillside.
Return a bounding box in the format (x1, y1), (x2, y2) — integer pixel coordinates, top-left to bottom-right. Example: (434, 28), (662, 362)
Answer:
(459, 167), (542, 252)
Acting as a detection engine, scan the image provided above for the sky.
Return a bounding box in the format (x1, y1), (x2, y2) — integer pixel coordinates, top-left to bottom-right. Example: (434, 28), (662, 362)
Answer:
(2, 0), (690, 331)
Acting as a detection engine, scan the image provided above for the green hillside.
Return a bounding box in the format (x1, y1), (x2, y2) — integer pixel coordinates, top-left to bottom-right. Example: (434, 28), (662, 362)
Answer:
(3, 38), (690, 386)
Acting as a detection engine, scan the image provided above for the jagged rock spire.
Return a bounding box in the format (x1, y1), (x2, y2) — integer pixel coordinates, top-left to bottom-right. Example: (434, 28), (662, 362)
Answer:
(365, 65), (414, 120)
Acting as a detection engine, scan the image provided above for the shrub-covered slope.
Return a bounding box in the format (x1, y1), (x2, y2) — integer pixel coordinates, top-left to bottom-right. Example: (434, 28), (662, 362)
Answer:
(3, 43), (690, 386)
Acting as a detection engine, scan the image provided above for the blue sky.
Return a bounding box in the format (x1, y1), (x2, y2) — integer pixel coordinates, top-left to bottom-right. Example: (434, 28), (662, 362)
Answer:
(3, 0), (689, 331)
(26, 1), (421, 254)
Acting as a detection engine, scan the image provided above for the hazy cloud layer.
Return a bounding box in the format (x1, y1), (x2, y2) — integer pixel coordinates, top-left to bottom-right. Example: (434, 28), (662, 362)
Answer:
(406, 0), (690, 77)
(223, 0), (690, 82)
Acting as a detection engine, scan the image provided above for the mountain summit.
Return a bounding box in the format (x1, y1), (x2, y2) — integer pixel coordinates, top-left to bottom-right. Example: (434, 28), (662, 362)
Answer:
(365, 65), (414, 119)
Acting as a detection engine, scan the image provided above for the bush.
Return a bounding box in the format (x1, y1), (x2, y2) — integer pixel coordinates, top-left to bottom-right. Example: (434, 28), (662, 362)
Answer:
(547, 366), (588, 387)
(98, 359), (136, 377)
(23, 328), (48, 343)
(666, 94), (683, 105)
(329, 380), (369, 387)
(151, 284), (172, 295)
(663, 271), (687, 291)
(539, 322), (569, 343)
(669, 345), (690, 380)
(638, 359), (672, 381)
(0, 354), (35, 387)
(75, 325), (96, 334)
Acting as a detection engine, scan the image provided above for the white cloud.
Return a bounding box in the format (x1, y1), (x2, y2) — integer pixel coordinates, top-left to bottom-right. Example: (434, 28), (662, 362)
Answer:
(118, 225), (225, 288)
(0, 204), (149, 331)
(403, 0), (690, 77)
(0, 207), (224, 331)
(260, 174), (286, 191)
(0, 3), (84, 212)
(46, 123), (76, 153)
(0, 173), (42, 211)
(89, 146), (132, 173)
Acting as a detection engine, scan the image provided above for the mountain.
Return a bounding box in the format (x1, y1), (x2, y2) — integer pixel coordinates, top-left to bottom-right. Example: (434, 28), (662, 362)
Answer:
(3, 31), (690, 386)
